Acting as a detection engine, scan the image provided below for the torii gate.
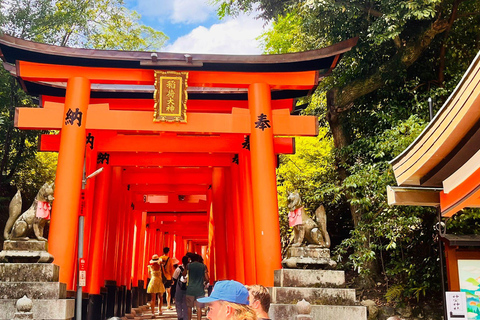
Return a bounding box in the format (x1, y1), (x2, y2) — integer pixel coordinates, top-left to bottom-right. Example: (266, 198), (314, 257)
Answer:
(0, 34), (357, 317)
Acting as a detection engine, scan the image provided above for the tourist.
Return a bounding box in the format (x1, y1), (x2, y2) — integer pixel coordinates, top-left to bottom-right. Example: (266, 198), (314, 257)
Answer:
(161, 247), (175, 310)
(173, 256), (189, 320)
(246, 285), (271, 320)
(147, 254), (165, 315)
(185, 254), (209, 320)
(198, 280), (257, 320)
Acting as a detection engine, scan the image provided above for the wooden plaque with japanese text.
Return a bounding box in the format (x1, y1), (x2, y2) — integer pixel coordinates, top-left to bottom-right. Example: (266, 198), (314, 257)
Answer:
(154, 71), (188, 122)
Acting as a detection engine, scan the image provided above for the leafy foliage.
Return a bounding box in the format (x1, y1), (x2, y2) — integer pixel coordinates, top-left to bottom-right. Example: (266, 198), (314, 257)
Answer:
(224, 0), (480, 306)
(1, 0), (168, 50)
(0, 0), (168, 244)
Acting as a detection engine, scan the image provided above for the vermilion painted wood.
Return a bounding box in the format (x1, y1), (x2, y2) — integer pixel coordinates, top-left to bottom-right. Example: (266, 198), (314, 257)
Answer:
(42, 95), (295, 113)
(122, 170), (212, 185)
(133, 202), (208, 212)
(40, 134), (295, 154)
(17, 103), (318, 136)
(212, 167), (228, 280)
(249, 83), (282, 287)
(18, 61), (319, 89)
(231, 163), (246, 283)
(87, 165), (112, 294)
(48, 77), (90, 290)
(440, 165), (480, 216)
(239, 150), (257, 285)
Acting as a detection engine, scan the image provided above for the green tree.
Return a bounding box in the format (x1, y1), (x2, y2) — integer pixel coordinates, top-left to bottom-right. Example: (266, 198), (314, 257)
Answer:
(216, 0), (480, 304)
(0, 0), (168, 243)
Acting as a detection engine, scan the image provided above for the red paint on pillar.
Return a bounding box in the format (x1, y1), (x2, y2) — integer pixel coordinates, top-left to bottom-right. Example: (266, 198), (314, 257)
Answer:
(104, 167), (122, 282)
(124, 200), (135, 289)
(81, 142), (97, 293)
(239, 150), (256, 285)
(87, 165), (112, 294)
(249, 83), (282, 286)
(212, 167), (228, 280)
(206, 188), (215, 283)
(132, 210), (143, 287)
(49, 77), (90, 290)
(231, 163), (246, 284)
(114, 180), (128, 286)
(138, 212), (147, 288)
(224, 168), (236, 280)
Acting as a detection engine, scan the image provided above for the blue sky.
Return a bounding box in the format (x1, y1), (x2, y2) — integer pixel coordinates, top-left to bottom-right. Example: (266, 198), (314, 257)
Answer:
(124, 0), (270, 54)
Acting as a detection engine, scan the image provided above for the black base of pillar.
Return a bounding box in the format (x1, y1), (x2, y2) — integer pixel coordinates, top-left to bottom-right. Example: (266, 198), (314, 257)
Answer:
(105, 280), (117, 318)
(131, 286), (139, 308)
(83, 297), (89, 320)
(116, 285), (126, 317)
(86, 294), (103, 320)
(138, 280), (145, 305)
(126, 289), (132, 314)
(101, 290), (107, 320)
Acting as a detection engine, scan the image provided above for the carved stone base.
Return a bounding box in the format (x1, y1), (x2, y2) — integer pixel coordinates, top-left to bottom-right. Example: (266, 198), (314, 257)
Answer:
(282, 246), (337, 269)
(0, 240), (54, 263)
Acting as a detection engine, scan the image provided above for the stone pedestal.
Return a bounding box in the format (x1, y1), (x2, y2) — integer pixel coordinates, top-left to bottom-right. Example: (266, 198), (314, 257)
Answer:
(0, 263), (74, 320)
(268, 269), (367, 320)
(0, 240), (54, 263)
(282, 246), (337, 269)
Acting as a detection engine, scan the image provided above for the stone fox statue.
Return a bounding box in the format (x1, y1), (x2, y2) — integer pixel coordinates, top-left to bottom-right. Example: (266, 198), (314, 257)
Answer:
(287, 191), (331, 248)
(4, 183), (55, 241)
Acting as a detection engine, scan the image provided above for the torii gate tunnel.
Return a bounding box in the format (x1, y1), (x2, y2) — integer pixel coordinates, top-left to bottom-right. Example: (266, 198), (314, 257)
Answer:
(0, 34), (356, 304)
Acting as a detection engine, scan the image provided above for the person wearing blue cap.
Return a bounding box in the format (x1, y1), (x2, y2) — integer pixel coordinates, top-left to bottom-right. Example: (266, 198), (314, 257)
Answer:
(197, 280), (257, 320)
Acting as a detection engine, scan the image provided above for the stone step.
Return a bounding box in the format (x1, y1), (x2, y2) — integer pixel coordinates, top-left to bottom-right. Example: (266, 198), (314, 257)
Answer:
(0, 298), (74, 320)
(274, 269), (345, 287)
(269, 287), (356, 304)
(0, 282), (67, 299)
(0, 263), (59, 282)
(269, 304), (367, 320)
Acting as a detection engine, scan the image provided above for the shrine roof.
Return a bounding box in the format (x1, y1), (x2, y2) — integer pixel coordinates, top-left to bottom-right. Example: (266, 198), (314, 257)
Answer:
(0, 34), (357, 73)
(390, 49), (480, 188)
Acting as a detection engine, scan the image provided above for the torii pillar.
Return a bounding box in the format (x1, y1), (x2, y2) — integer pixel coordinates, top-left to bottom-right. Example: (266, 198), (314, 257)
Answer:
(249, 83), (282, 286)
(49, 77), (90, 289)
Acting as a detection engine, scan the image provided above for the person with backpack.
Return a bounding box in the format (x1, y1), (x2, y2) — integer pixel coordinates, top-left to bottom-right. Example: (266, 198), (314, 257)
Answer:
(173, 256), (190, 320)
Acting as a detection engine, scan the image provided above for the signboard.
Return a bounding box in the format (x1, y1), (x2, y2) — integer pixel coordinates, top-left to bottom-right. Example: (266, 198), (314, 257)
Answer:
(79, 191), (86, 216)
(458, 259), (480, 319)
(79, 258), (86, 287)
(446, 291), (468, 320)
(154, 71), (188, 123)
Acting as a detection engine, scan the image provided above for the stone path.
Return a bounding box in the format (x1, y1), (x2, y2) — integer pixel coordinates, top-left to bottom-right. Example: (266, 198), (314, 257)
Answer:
(128, 305), (207, 320)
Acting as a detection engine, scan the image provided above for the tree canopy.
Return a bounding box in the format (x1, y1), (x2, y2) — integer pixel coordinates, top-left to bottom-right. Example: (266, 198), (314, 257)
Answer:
(217, 0), (480, 306)
(0, 0), (168, 244)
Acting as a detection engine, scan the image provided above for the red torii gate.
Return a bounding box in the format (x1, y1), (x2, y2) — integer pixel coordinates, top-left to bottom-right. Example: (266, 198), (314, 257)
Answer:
(0, 34), (357, 317)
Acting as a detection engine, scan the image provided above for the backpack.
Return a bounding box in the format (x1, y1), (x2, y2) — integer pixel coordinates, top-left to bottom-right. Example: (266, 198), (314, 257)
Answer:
(161, 258), (168, 283)
(178, 266), (187, 291)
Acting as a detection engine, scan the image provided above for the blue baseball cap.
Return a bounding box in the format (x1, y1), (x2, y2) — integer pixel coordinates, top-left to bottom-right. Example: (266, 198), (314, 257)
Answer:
(197, 280), (249, 305)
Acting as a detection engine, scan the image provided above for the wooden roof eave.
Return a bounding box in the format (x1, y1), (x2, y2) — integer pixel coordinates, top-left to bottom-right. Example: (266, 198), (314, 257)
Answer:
(0, 34), (358, 73)
(390, 49), (480, 187)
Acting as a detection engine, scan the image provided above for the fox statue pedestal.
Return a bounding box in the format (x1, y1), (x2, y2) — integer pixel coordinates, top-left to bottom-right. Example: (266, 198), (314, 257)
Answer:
(282, 246), (337, 269)
(0, 240), (54, 263)
(0, 261), (74, 320)
(0, 183), (73, 320)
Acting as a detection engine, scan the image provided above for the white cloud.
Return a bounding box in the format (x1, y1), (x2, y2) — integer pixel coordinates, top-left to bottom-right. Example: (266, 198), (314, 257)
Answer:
(128, 0), (214, 24)
(162, 13), (269, 54)
(172, 0), (215, 24)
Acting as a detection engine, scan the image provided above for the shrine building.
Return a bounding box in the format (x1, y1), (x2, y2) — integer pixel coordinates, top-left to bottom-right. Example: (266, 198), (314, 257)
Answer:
(388, 50), (480, 296)
(0, 34), (357, 318)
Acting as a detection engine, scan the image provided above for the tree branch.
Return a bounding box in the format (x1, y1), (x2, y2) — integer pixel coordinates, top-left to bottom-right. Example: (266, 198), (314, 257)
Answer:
(333, 17), (450, 109)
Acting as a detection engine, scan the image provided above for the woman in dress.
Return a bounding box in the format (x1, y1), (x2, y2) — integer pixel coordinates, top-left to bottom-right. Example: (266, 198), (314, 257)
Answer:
(147, 254), (166, 315)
